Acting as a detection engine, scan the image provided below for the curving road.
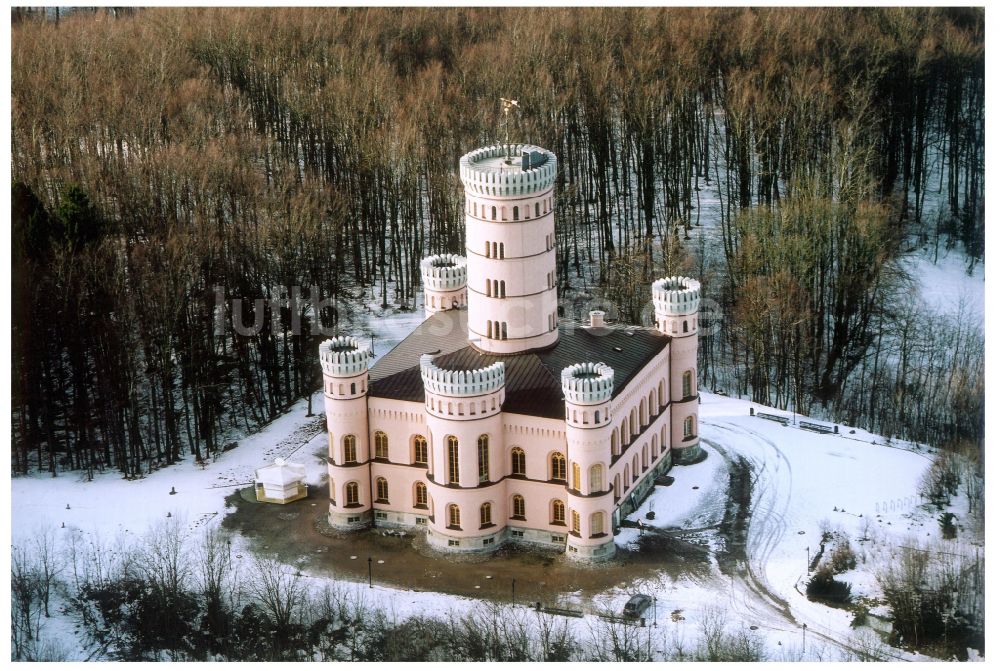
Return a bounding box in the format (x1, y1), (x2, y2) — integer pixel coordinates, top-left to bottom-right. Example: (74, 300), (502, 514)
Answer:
(699, 418), (910, 661)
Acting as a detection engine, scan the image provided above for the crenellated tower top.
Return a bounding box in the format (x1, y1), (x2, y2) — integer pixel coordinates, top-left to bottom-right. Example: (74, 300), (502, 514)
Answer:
(561, 362), (615, 405)
(420, 254), (468, 291)
(420, 354), (505, 398)
(319, 336), (372, 378)
(652, 276), (701, 316)
(460, 144), (557, 198)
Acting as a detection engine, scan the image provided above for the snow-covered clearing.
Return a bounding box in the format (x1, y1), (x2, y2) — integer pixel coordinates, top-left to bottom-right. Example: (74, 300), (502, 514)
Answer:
(13, 349), (974, 661)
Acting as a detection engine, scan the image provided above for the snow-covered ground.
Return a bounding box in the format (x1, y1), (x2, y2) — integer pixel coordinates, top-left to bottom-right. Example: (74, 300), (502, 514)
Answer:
(903, 244), (984, 321)
(13, 367), (974, 661)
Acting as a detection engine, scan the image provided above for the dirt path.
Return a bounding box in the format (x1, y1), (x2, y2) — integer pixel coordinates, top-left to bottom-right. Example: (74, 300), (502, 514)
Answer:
(222, 466), (715, 609)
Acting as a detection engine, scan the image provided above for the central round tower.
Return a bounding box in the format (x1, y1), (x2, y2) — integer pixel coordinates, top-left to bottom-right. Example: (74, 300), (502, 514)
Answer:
(459, 144), (559, 354)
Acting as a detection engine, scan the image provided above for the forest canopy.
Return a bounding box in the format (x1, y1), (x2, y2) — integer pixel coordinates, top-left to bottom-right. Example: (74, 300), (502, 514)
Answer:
(11, 7), (984, 476)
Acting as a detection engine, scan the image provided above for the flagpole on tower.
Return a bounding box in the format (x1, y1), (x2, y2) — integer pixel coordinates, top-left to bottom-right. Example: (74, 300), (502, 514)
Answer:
(501, 97), (519, 163)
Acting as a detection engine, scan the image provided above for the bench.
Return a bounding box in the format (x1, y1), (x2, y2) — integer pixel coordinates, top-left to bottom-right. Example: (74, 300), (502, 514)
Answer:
(757, 412), (790, 426)
(799, 420), (836, 434)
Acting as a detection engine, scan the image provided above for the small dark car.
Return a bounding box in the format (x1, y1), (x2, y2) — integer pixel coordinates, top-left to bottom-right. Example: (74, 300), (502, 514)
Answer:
(622, 594), (652, 618)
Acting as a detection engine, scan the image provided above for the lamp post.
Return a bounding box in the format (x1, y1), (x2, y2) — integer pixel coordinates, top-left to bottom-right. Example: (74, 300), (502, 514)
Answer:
(368, 557), (373, 588)
(511, 578), (516, 607)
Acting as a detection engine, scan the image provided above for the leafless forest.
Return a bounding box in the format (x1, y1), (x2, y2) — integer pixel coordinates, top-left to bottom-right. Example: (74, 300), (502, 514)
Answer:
(11, 7), (984, 477)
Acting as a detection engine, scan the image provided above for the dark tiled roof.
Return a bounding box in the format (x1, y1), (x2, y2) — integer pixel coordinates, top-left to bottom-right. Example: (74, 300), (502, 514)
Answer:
(369, 310), (669, 420)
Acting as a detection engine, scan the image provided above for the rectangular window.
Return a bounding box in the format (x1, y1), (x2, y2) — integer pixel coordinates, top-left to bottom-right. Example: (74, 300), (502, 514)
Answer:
(572, 510), (581, 534)
(512, 530), (524, 538)
(551, 535), (565, 543)
(483, 538), (494, 546)
(448, 439), (460, 484)
(478, 437), (489, 483)
(572, 463), (581, 491)
(416, 517), (427, 525)
(448, 539), (460, 547)
(375, 511), (387, 520)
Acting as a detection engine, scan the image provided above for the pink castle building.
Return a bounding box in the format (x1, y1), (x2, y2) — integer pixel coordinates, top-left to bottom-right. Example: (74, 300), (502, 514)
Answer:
(320, 142), (703, 561)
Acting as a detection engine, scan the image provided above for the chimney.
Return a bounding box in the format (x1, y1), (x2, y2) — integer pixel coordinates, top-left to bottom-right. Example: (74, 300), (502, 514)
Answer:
(589, 310), (606, 328)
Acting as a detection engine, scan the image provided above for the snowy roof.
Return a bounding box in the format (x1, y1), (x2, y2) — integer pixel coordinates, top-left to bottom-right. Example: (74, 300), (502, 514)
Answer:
(254, 458), (306, 486)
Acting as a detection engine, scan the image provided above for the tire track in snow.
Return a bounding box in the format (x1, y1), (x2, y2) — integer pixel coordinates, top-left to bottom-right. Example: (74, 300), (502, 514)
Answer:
(701, 419), (915, 660)
(701, 420), (795, 628)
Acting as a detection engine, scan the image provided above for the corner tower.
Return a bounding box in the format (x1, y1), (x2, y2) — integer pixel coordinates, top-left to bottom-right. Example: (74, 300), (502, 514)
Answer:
(652, 276), (703, 464)
(460, 144), (559, 354)
(561, 362), (617, 561)
(320, 336), (373, 529)
(420, 253), (467, 319)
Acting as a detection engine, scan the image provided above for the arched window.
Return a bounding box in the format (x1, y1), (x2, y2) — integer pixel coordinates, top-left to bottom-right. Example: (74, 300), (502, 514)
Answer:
(535, 202), (540, 217)
(611, 431), (619, 456)
(683, 371), (693, 398)
(620, 421), (628, 449)
(492, 241), (498, 259)
(642, 444), (649, 469)
(511, 447), (526, 476)
(683, 320), (689, 333)
(632, 455), (639, 480)
(659, 379), (666, 408)
(447, 504), (461, 528)
(350, 382), (357, 395)
(487, 321), (493, 338)
(375, 477), (389, 502)
(415, 481), (428, 507)
(499, 280), (506, 298)
(550, 453), (567, 481)
(684, 415), (696, 439)
(493, 279), (498, 297)
(499, 243), (505, 259)
(590, 511), (605, 537)
(589, 464), (603, 493)
(345, 481), (359, 506)
(413, 435), (428, 465)
(447, 436), (459, 484)
(484, 240), (490, 257)
(343, 435), (357, 463)
(623, 464), (630, 488)
(513, 205), (519, 220)
(374, 431), (388, 459)
(649, 390), (656, 417)
(572, 462), (581, 490)
(501, 322), (508, 340)
(501, 206), (507, 221)
(491, 206), (497, 220)
(486, 278), (492, 296)
(477, 434), (490, 483)
(480, 502), (492, 527)
(571, 510), (581, 534)
(551, 500), (565, 524)
(512, 494), (525, 518)
(651, 434), (659, 457)
(630, 409), (638, 436)
(640, 398), (648, 427)
(613, 474), (621, 500)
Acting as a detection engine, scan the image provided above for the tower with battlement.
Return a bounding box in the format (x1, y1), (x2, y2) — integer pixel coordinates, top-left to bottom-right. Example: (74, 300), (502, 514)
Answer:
(420, 253), (467, 318)
(320, 336), (374, 529)
(459, 144), (559, 354)
(653, 276), (702, 463)
(561, 362), (616, 560)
